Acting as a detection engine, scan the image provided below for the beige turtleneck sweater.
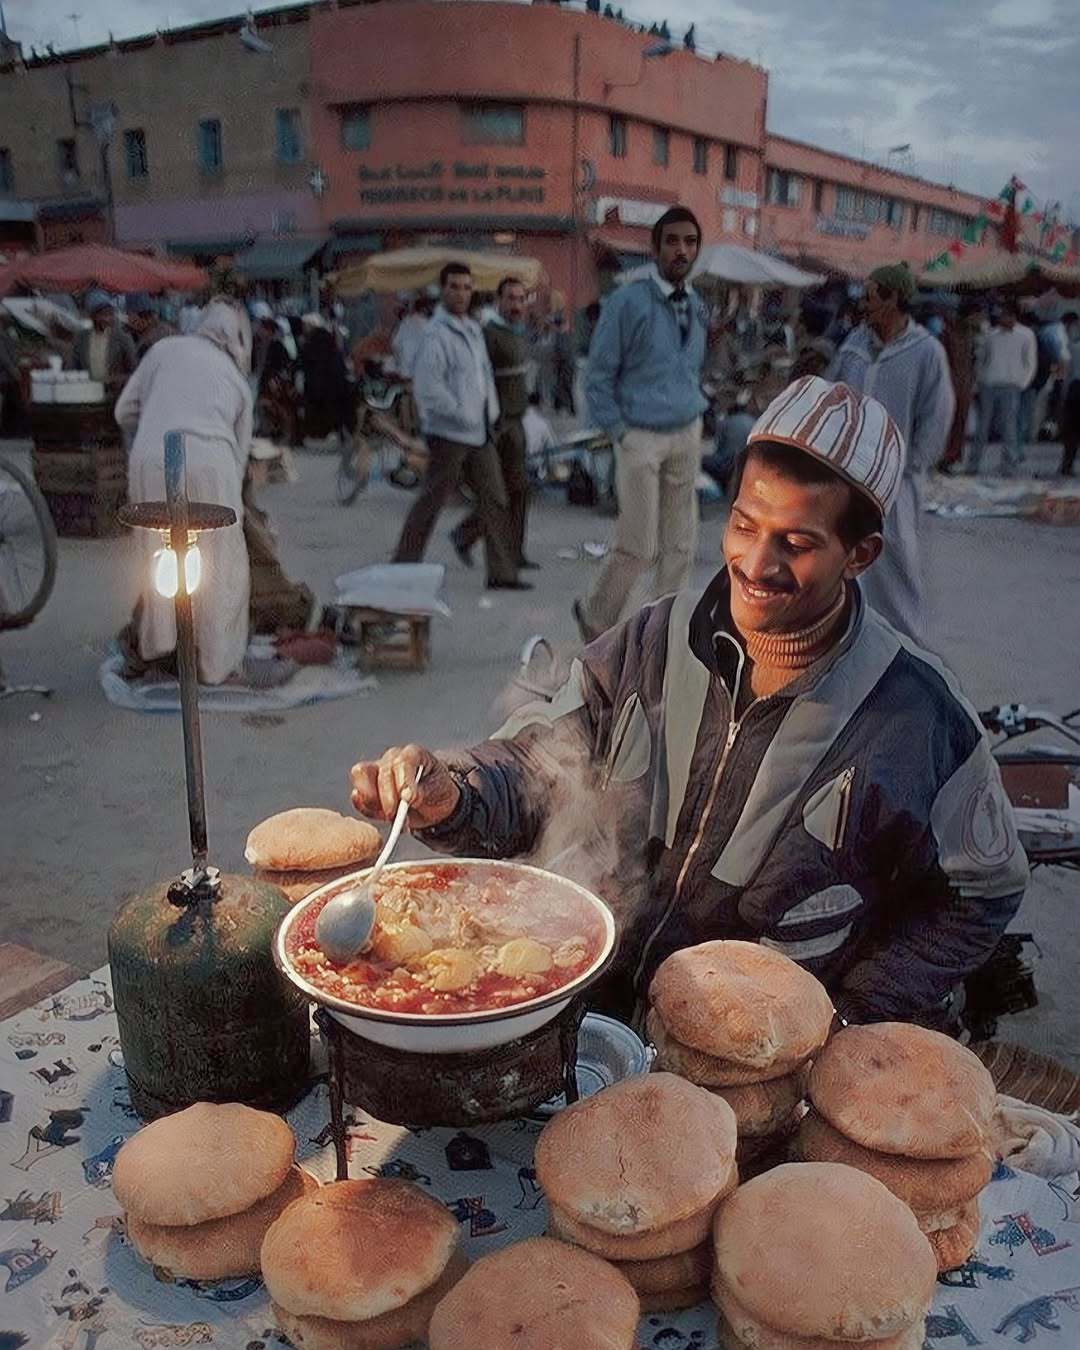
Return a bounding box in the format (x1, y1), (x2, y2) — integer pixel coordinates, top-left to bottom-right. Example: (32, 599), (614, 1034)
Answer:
(742, 587), (849, 702)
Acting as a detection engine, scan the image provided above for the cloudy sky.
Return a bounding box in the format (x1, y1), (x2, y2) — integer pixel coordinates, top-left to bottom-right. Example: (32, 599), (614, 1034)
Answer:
(6, 0), (1079, 216)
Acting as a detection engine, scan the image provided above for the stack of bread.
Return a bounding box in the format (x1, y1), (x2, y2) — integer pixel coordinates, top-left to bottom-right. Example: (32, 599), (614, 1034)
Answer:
(113, 1102), (317, 1280)
(795, 1022), (997, 1272)
(260, 1179), (468, 1350)
(713, 1161), (938, 1350)
(428, 1236), (641, 1350)
(648, 941), (834, 1172)
(535, 1071), (738, 1311)
(245, 807), (381, 903)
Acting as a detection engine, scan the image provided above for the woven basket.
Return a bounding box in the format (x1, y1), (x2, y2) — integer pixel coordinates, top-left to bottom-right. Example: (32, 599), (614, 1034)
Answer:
(971, 1039), (1080, 1117)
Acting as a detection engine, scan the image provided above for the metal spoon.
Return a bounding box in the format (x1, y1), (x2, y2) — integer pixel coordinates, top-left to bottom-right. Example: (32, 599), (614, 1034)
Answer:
(315, 765), (424, 965)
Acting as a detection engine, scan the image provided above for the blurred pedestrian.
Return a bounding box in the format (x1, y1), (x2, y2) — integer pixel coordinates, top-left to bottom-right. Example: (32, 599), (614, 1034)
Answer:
(967, 302), (1037, 478)
(393, 263), (526, 591)
(71, 290), (136, 396)
(299, 313), (356, 444)
(829, 262), (954, 640)
(453, 276), (536, 570)
(936, 299), (980, 473)
(551, 305), (577, 415)
(126, 293), (176, 362)
(1059, 311), (1080, 477)
(391, 295), (433, 379)
(114, 298), (253, 685)
(575, 205), (707, 640)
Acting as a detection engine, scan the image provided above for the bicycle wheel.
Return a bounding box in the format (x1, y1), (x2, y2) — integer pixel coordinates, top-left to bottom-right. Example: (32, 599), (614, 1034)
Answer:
(0, 455), (58, 631)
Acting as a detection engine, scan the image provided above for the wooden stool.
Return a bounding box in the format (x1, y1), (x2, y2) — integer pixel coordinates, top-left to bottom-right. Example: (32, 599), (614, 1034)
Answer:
(343, 607), (431, 672)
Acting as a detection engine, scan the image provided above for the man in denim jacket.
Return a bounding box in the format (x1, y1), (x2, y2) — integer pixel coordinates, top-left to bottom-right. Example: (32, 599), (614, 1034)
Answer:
(574, 206), (708, 641)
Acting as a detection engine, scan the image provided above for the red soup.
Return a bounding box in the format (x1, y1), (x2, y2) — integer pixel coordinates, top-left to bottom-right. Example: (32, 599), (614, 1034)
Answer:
(285, 863), (607, 1016)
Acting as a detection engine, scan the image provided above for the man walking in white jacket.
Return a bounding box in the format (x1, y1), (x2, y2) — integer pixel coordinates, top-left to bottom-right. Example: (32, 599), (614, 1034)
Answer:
(967, 303), (1038, 477)
(392, 263), (527, 590)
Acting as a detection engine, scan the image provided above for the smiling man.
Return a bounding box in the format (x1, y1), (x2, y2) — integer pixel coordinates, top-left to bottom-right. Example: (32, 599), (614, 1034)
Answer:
(351, 376), (1027, 1030)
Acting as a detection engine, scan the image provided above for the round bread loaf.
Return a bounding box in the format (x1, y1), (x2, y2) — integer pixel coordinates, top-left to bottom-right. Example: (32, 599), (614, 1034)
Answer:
(548, 1198), (719, 1260)
(714, 1065), (810, 1137)
(112, 1102), (295, 1226)
(428, 1236), (640, 1350)
(716, 1289), (928, 1350)
(794, 1110), (993, 1210)
(640, 1283), (709, 1313)
(613, 1243), (712, 1296)
(650, 942), (834, 1069)
(916, 1203), (967, 1235)
(927, 1200), (980, 1273)
(809, 1023), (997, 1159)
(128, 1165), (316, 1279)
(648, 1009), (806, 1086)
(712, 1162), (936, 1342)
(536, 1073), (737, 1236)
(260, 1179), (459, 1322)
(270, 1249), (468, 1350)
(245, 807), (381, 872)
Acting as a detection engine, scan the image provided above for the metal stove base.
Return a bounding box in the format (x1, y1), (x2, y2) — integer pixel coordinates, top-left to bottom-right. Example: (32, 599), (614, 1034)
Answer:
(315, 1003), (584, 1180)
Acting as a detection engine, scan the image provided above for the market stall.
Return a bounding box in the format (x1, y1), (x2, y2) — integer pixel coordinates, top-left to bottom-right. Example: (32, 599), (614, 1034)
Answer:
(5, 245), (208, 536)
(918, 253), (1080, 300)
(2, 963), (1079, 1349)
(335, 245), (547, 298)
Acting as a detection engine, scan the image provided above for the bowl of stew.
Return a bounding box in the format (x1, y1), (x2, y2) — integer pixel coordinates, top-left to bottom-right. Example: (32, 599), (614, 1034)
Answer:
(273, 859), (617, 1053)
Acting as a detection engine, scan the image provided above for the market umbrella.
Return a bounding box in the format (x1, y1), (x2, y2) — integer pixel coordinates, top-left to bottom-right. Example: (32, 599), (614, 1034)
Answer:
(919, 254), (1080, 299)
(691, 244), (825, 289)
(0, 243), (208, 298)
(335, 246), (547, 297)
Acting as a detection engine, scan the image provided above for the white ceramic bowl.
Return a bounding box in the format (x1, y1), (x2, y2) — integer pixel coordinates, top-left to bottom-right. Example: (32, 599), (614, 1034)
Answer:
(273, 859), (617, 1054)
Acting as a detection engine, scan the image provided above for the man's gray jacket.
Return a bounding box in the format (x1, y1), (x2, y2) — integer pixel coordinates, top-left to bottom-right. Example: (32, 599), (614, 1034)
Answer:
(421, 572), (1027, 1025)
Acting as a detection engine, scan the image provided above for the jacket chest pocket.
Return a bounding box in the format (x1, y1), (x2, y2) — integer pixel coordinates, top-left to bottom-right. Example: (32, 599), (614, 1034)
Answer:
(802, 767), (856, 852)
(603, 693), (652, 787)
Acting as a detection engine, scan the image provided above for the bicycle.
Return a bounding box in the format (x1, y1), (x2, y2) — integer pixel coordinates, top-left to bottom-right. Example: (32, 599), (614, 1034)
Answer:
(0, 451), (58, 700)
(336, 406), (426, 506)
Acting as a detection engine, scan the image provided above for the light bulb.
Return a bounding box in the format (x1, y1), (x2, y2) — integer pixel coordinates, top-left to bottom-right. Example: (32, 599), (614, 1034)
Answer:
(152, 536), (202, 598)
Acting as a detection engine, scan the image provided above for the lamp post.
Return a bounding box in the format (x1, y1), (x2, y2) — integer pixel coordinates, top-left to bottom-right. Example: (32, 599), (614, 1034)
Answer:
(602, 40), (674, 97)
(117, 429), (236, 902)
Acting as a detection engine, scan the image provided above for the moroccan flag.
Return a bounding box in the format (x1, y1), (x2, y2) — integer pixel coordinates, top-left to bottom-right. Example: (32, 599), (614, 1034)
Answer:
(948, 240), (966, 259)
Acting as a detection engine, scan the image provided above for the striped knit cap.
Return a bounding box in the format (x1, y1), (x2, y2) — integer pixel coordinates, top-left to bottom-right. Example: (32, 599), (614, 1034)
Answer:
(747, 375), (906, 518)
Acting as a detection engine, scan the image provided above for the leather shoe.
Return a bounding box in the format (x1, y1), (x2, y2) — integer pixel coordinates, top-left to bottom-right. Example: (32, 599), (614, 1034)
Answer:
(450, 529), (474, 568)
(518, 558), (541, 570)
(572, 598), (600, 643)
(486, 579), (534, 591)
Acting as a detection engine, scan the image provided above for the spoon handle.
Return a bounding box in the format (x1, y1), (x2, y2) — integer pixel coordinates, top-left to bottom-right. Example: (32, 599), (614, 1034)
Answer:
(367, 764), (425, 890)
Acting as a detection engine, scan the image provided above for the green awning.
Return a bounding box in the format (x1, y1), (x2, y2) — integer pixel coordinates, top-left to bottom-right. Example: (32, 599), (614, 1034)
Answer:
(233, 233), (328, 280)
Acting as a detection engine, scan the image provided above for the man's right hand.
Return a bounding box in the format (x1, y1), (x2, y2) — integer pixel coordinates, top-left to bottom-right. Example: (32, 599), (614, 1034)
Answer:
(349, 744), (461, 830)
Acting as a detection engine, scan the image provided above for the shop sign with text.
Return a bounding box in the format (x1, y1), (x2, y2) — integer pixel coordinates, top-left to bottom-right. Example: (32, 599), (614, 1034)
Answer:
(357, 161), (547, 207)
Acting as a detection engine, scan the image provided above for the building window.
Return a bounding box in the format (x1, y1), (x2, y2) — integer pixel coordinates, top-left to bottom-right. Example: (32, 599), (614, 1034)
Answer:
(927, 206), (970, 237)
(123, 128), (148, 179)
(461, 103), (525, 146)
(340, 105), (371, 151)
(911, 205), (920, 232)
(275, 108), (303, 163)
(652, 127), (670, 167)
(692, 137), (708, 176)
(813, 179), (824, 212)
(766, 168), (801, 207)
(724, 144), (738, 181)
(835, 186), (904, 225)
(57, 137), (79, 181)
(198, 118), (223, 174)
(0, 147), (12, 195)
(609, 114), (627, 158)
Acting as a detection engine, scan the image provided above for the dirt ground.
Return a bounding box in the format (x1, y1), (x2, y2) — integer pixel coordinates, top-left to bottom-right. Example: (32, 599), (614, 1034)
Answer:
(2, 436), (1078, 1066)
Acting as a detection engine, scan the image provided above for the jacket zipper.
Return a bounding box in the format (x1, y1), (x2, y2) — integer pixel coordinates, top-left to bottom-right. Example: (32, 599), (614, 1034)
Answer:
(633, 637), (765, 993)
(832, 766), (856, 851)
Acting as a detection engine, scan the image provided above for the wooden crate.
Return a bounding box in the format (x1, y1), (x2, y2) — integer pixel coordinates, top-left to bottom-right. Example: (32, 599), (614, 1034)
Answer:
(342, 607), (431, 672)
(30, 402), (126, 537)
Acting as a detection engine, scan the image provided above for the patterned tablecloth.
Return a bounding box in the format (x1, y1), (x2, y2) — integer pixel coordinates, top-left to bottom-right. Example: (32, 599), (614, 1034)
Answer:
(2, 968), (1079, 1350)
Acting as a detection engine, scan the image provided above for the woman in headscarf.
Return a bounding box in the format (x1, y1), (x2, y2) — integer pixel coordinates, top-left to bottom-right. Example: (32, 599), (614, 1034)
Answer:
(114, 297), (254, 685)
